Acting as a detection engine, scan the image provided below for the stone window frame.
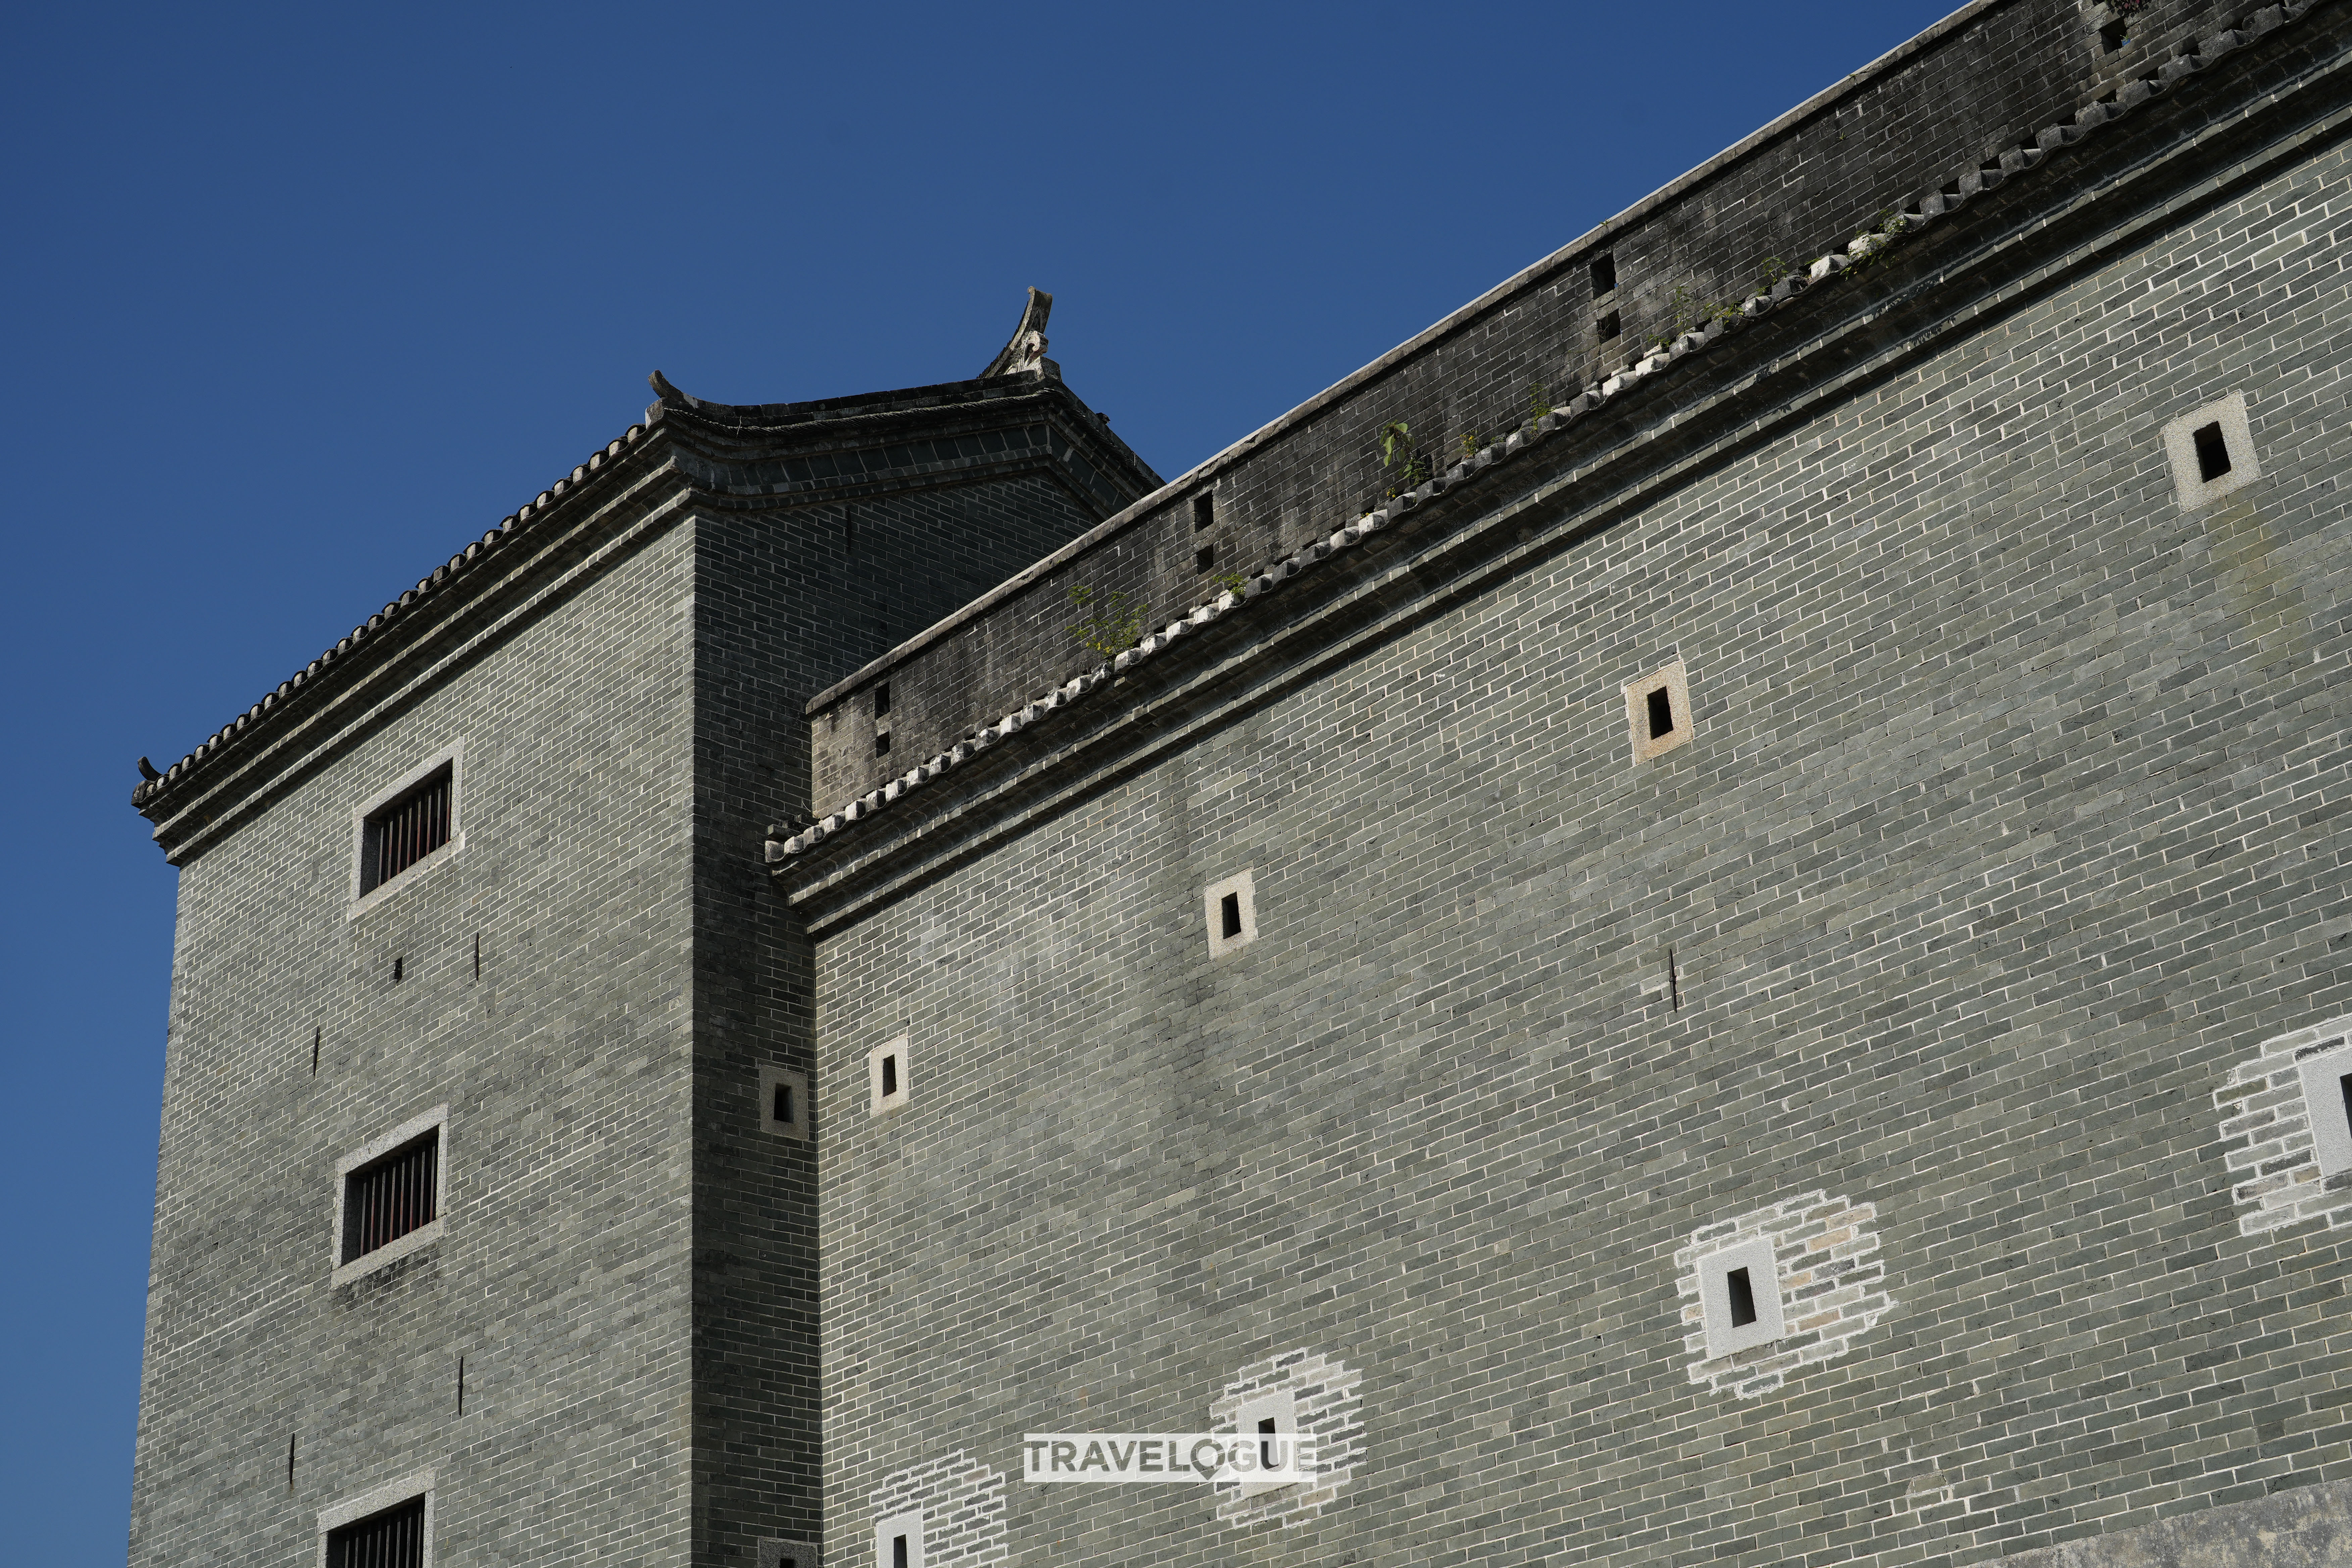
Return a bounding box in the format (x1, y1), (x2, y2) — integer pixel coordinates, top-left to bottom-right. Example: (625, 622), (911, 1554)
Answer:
(347, 741), (467, 920)
(315, 1469), (435, 1568)
(757, 1540), (822, 1568)
(868, 1036), (911, 1118)
(1210, 1349), (1362, 1530)
(1205, 869), (1259, 959)
(1624, 660), (1694, 764)
(1234, 1387), (1299, 1495)
(874, 1507), (924, 1568)
(2296, 1044), (2352, 1178)
(761, 1064), (812, 1140)
(2162, 391), (2261, 510)
(330, 1104), (450, 1287)
(1695, 1234), (1786, 1360)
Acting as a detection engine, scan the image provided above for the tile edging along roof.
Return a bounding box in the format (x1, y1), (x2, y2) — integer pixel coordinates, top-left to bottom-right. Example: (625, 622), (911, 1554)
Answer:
(129, 355), (1126, 824)
(773, 0), (2330, 868)
(802, 0), (2022, 720)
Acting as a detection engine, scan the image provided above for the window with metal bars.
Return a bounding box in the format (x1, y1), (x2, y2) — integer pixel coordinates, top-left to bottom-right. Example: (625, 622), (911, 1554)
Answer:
(341, 1130), (440, 1264)
(361, 765), (453, 895)
(327, 1496), (425, 1568)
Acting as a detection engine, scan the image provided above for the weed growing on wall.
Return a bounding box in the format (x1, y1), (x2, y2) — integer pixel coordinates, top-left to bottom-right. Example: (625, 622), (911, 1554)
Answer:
(1065, 584), (1147, 660)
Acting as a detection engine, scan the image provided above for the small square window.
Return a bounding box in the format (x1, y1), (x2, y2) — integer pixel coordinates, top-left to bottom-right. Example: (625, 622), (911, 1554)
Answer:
(1624, 660), (1694, 764)
(2162, 392), (2260, 510)
(875, 1510), (924, 1568)
(1196, 544), (1216, 573)
(331, 1106), (449, 1284)
(760, 1065), (811, 1140)
(1697, 1236), (1785, 1359)
(350, 746), (465, 912)
(1596, 309), (1621, 341)
(1205, 870), (1258, 959)
(2100, 18), (2128, 52)
(868, 1036), (910, 1117)
(317, 1473), (434, 1568)
(1590, 252), (1617, 295)
(759, 1541), (822, 1568)
(875, 730), (892, 757)
(2297, 1046), (2352, 1177)
(1193, 492), (1216, 531)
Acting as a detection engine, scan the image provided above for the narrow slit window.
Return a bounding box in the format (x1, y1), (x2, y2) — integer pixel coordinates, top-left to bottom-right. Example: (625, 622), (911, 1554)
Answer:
(877, 1509), (924, 1568)
(761, 1066), (810, 1139)
(1725, 1266), (1758, 1327)
(1206, 870), (1257, 958)
(1193, 492), (1215, 531)
(870, 1037), (911, 1116)
(1697, 1236), (1784, 1357)
(327, 1496), (426, 1568)
(875, 683), (892, 718)
(361, 764), (453, 895)
(1258, 1416), (1279, 1469)
(2193, 422), (2232, 482)
(1196, 544), (1216, 574)
(1626, 662), (1693, 763)
(2338, 1072), (2352, 1143)
(1590, 252), (1617, 295)
(341, 1129), (440, 1265)
(2164, 393), (2260, 509)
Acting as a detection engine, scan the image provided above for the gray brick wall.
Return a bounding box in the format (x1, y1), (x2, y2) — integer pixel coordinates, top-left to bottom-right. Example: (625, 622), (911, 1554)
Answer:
(692, 476), (1130, 1565)
(129, 526), (703, 1566)
(126, 371), (1134, 1564)
(807, 97), (2352, 1568)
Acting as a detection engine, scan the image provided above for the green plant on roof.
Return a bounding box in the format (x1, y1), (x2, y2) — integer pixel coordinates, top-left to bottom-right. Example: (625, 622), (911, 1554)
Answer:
(1378, 420), (1431, 498)
(1065, 584), (1148, 662)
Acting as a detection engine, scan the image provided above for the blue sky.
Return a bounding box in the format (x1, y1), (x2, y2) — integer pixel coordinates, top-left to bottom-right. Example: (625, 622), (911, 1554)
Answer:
(0, 2), (1955, 1557)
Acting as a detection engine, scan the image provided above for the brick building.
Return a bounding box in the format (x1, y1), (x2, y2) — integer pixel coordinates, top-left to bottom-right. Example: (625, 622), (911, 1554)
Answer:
(129, 1), (2352, 1564)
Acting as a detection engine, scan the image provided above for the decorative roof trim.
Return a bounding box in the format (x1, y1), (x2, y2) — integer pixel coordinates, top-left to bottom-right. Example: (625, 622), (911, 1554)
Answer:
(978, 287), (1055, 380)
(775, 0), (2331, 869)
(133, 357), (1161, 823)
(801, 0), (2032, 717)
(131, 421), (656, 815)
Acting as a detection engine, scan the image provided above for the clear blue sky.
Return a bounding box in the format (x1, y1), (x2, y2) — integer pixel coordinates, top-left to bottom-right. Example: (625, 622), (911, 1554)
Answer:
(0, 2), (1955, 1558)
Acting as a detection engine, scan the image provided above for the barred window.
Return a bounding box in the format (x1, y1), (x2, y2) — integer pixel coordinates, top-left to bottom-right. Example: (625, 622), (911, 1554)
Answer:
(342, 1129), (440, 1264)
(361, 764), (453, 894)
(327, 1496), (425, 1568)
